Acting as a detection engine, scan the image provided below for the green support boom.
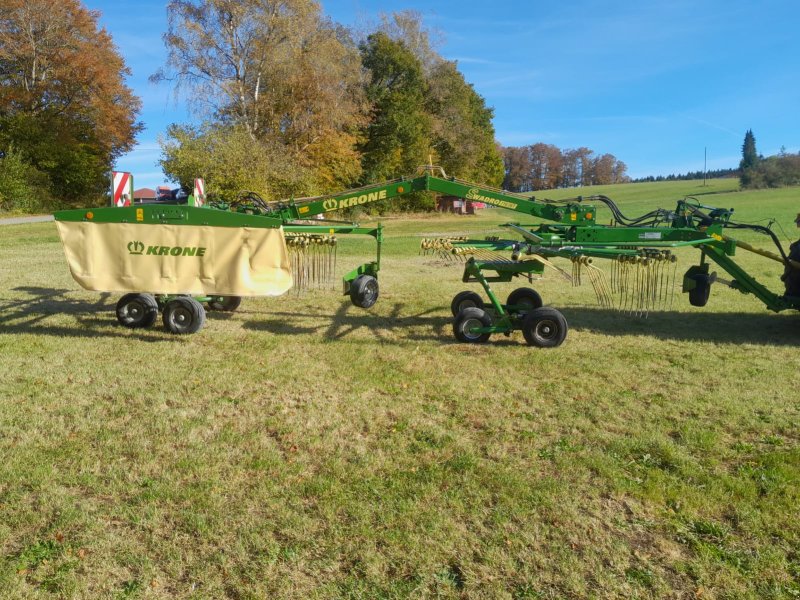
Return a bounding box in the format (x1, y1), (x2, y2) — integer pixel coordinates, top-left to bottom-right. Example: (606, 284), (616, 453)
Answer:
(278, 173), (597, 226)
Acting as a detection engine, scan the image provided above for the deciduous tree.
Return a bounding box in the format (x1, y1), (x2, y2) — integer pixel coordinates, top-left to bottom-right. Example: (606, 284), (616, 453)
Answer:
(159, 123), (312, 201)
(502, 146), (532, 192)
(501, 144), (628, 190)
(427, 60), (504, 186)
(155, 0), (366, 192)
(359, 32), (430, 185)
(0, 0), (141, 207)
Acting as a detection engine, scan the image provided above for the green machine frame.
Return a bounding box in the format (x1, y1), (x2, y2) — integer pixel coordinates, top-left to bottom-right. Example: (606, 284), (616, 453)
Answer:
(55, 169), (800, 342)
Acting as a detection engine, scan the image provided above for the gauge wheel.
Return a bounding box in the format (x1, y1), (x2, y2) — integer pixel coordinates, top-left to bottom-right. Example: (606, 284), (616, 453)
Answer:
(506, 287), (543, 314)
(450, 290), (484, 316)
(350, 275), (379, 309)
(453, 307), (492, 344)
(521, 307), (568, 348)
(163, 297), (206, 334)
(208, 296), (242, 312)
(116, 293), (159, 329)
(688, 274), (711, 307)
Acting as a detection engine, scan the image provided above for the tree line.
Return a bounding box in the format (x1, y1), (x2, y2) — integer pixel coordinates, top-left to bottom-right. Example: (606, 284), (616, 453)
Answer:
(155, 3), (503, 213)
(0, 1), (504, 213)
(631, 168), (738, 183)
(501, 144), (629, 192)
(740, 129), (800, 189)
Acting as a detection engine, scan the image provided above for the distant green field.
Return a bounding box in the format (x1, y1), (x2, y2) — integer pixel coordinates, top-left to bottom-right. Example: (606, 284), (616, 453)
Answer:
(1, 179), (799, 598)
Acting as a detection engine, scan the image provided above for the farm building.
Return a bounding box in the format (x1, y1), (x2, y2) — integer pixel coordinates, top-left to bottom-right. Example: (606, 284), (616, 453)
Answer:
(133, 187), (156, 202)
(436, 195), (486, 214)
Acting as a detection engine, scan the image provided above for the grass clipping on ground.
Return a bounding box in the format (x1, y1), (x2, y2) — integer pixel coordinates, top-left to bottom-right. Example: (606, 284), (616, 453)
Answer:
(0, 183), (799, 599)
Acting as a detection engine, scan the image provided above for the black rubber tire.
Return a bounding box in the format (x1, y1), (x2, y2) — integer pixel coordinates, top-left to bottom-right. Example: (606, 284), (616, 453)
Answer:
(522, 307), (568, 348)
(506, 287), (543, 313)
(207, 295), (242, 312)
(453, 307), (492, 344)
(450, 290), (484, 316)
(689, 274), (711, 307)
(350, 275), (379, 308)
(116, 293), (159, 329)
(163, 297), (206, 334)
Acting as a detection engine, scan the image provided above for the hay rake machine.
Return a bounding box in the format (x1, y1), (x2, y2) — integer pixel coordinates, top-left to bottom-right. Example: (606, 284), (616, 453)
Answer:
(414, 173), (800, 347)
(54, 168), (800, 344)
(54, 175), (385, 334)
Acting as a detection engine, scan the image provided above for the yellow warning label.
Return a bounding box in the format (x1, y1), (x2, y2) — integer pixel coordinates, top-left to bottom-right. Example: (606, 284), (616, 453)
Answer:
(136, 208), (143, 222)
(299, 206), (309, 214)
(570, 213), (577, 221)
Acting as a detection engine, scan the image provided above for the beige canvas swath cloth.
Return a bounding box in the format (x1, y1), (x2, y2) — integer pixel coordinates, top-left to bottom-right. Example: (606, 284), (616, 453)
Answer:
(56, 221), (293, 296)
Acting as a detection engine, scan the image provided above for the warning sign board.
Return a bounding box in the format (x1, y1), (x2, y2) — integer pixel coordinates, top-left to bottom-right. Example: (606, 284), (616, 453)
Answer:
(112, 172), (133, 207)
(191, 178), (206, 207)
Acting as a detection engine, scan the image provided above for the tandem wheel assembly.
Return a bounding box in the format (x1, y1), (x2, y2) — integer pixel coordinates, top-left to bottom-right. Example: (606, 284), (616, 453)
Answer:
(450, 287), (567, 348)
(115, 293), (244, 334)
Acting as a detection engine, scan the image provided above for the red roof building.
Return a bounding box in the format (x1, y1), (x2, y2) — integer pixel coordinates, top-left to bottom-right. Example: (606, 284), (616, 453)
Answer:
(133, 187), (156, 202)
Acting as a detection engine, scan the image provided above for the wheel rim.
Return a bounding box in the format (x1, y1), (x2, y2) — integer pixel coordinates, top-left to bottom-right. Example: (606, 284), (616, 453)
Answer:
(124, 300), (146, 325)
(170, 307), (192, 331)
(461, 317), (484, 341)
(363, 281), (378, 304)
(535, 319), (558, 340)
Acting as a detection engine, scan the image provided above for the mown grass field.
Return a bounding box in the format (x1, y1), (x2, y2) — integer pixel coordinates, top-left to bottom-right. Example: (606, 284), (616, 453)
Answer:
(1, 179), (799, 599)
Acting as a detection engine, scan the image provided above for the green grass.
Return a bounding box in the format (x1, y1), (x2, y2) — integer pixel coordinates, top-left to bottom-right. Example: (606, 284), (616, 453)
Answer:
(1, 179), (799, 598)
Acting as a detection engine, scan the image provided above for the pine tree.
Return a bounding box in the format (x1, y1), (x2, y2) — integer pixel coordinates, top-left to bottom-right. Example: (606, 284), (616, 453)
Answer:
(739, 129), (759, 187)
(740, 129), (758, 170)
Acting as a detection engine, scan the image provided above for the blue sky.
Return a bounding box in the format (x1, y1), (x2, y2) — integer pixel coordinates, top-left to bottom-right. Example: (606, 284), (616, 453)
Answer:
(86, 0), (800, 190)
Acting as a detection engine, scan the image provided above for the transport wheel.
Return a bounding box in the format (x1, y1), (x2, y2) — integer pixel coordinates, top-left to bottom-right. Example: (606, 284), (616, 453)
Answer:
(450, 290), (484, 316)
(522, 307), (568, 348)
(116, 293), (159, 329)
(350, 275), (379, 308)
(689, 274), (711, 307)
(453, 307), (492, 344)
(506, 287), (543, 314)
(207, 295), (242, 312)
(163, 297), (206, 334)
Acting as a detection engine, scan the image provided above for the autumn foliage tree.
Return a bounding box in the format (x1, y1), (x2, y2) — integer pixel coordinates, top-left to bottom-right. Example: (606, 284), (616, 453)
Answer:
(155, 0), (366, 197)
(502, 144), (628, 191)
(156, 5), (504, 210)
(0, 0), (141, 209)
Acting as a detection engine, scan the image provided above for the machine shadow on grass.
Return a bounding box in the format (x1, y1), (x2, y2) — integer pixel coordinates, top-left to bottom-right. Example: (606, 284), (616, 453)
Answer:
(3, 287), (796, 347)
(561, 307), (800, 347)
(0, 287), (163, 340)
(247, 301), (798, 347)
(244, 300), (452, 343)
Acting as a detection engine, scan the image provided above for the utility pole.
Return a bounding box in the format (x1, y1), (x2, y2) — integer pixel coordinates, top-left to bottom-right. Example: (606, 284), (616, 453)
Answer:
(703, 147), (707, 187)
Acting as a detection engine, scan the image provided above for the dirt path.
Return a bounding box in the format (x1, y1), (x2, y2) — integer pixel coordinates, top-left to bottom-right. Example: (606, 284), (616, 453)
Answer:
(0, 215), (54, 226)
